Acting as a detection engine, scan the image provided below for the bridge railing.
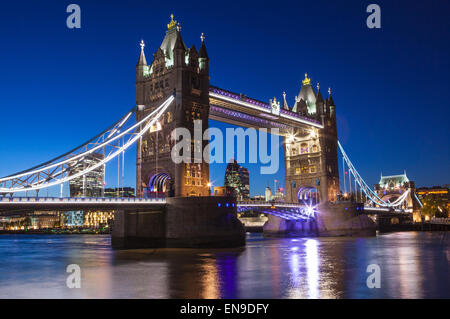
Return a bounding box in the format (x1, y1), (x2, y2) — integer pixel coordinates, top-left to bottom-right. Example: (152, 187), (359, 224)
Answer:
(237, 200), (305, 207)
(0, 197), (166, 204)
(430, 217), (450, 225)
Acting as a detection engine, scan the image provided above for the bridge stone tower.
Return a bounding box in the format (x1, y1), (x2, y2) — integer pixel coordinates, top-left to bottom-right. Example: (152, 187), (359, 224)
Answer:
(374, 172), (418, 211)
(136, 15), (210, 198)
(284, 75), (340, 203)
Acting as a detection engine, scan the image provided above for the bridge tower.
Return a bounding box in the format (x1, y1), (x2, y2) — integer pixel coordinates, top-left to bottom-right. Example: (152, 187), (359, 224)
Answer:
(284, 75), (340, 203)
(374, 172), (418, 211)
(136, 15), (210, 197)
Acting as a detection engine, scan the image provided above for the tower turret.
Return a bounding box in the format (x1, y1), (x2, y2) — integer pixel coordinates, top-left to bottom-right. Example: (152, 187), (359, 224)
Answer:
(173, 27), (186, 68)
(316, 82), (324, 120)
(189, 45), (199, 69)
(136, 40), (148, 105)
(326, 87), (336, 120)
(136, 40), (147, 81)
(282, 91), (289, 110)
(199, 33), (209, 73)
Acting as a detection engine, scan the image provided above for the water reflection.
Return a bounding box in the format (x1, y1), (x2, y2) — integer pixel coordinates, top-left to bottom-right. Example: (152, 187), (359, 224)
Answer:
(0, 232), (448, 298)
(305, 239), (319, 298)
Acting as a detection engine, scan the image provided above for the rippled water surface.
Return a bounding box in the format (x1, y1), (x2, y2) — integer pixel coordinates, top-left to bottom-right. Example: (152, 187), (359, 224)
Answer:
(0, 232), (448, 298)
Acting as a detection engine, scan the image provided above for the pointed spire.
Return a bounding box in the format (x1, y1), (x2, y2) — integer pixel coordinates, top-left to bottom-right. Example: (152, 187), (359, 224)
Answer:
(189, 45), (199, 67)
(282, 92), (289, 110)
(199, 32), (209, 60)
(316, 82), (323, 102)
(327, 87), (335, 106)
(291, 99), (297, 113)
(173, 29), (185, 51)
(137, 39), (147, 66)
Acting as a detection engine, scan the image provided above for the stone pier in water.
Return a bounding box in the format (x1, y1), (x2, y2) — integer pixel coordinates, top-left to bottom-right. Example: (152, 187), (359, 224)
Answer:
(112, 196), (245, 249)
(264, 202), (376, 237)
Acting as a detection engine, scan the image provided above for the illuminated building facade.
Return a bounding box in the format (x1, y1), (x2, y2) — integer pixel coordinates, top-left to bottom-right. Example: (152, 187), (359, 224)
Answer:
(104, 187), (135, 198)
(136, 14), (210, 198)
(30, 211), (63, 229)
(240, 167), (250, 199)
(224, 160), (250, 200)
(416, 186), (450, 215)
(69, 153), (105, 198)
(284, 78), (340, 203)
(83, 210), (114, 228)
(265, 186), (272, 201)
(272, 188), (286, 201)
(63, 211), (84, 227)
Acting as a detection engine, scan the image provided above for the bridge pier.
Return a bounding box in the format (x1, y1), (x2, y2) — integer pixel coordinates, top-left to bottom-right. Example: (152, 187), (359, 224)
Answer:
(112, 196), (245, 249)
(263, 202), (376, 237)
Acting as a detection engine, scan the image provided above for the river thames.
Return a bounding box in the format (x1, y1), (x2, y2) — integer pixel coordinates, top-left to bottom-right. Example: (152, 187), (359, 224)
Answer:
(0, 232), (448, 298)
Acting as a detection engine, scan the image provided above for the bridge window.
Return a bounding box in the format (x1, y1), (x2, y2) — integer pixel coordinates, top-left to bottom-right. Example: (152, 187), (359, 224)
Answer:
(291, 147), (297, 156)
(300, 143), (308, 154)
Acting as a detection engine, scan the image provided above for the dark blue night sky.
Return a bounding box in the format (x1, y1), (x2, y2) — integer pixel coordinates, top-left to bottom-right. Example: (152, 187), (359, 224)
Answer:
(0, 0), (448, 196)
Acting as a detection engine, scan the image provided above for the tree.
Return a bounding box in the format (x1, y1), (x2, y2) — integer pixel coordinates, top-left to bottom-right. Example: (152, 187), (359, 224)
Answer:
(421, 196), (448, 218)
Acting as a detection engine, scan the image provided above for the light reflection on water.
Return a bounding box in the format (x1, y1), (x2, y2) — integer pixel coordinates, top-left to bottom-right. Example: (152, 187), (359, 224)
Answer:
(0, 232), (448, 298)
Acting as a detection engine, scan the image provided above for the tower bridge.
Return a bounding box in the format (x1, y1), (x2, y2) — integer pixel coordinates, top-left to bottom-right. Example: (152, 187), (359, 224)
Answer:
(0, 15), (420, 246)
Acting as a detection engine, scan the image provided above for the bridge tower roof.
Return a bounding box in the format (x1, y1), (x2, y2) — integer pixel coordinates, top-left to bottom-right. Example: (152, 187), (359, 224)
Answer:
(295, 73), (317, 114)
(159, 14), (187, 66)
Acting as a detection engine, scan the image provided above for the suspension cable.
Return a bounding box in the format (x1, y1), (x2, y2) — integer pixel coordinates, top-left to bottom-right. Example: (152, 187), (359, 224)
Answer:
(0, 95), (174, 194)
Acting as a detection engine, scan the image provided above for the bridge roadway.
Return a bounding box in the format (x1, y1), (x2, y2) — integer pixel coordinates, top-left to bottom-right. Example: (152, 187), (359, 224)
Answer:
(0, 197), (411, 217)
(0, 197), (166, 214)
(237, 200), (411, 216)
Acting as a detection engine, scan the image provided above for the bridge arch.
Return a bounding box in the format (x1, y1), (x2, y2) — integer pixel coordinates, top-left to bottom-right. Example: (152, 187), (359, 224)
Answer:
(147, 172), (173, 197)
(298, 186), (319, 205)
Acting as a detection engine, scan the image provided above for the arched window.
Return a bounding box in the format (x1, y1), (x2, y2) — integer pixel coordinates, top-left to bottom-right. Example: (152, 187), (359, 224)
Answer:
(300, 143), (308, 154)
(291, 147), (298, 156)
(311, 145), (318, 153)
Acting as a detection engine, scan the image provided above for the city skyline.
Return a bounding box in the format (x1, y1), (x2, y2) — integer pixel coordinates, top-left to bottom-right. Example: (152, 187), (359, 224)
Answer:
(0, 1), (449, 197)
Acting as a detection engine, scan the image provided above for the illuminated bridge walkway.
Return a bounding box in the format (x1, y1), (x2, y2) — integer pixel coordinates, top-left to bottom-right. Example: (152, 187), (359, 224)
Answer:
(0, 196), (166, 214)
(237, 200), (413, 220)
(237, 201), (317, 221)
